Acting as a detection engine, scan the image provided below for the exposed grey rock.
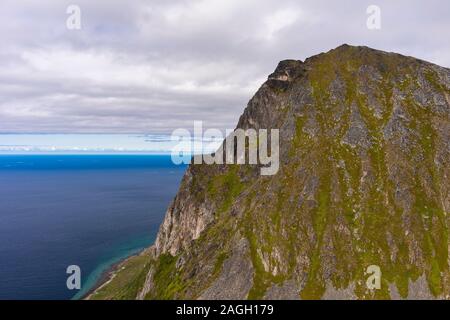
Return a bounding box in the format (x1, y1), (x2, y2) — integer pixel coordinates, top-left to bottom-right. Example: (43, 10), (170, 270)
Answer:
(389, 275), (436, 300)
(198, 239), (254, 300)
(322, 283), (357, 300)
(264, 280), (300, 300)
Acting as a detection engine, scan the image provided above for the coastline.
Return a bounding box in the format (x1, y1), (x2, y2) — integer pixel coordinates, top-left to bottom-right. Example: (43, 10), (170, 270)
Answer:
(80, 258), (125, 300)
(80, 248), (148, 300)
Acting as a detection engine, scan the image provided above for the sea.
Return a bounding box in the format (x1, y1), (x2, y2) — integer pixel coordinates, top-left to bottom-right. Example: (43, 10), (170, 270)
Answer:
(0, 155), (186, 300)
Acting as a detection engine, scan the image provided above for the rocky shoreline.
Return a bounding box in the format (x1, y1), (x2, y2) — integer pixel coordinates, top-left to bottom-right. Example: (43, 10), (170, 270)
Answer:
(82, 250), (144, 300)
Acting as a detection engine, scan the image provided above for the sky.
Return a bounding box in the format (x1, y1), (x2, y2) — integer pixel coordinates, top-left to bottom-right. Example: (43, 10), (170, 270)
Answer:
(0, 134), (223, 154)
(0, 0), (449, 151)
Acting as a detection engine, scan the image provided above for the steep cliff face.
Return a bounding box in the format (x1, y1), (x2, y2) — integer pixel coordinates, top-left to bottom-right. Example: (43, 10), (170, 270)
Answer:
(92, 44), (450, 300)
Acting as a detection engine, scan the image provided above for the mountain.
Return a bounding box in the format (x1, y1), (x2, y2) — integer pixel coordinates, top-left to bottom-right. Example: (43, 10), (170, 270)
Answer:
(89, 44), (449, 300)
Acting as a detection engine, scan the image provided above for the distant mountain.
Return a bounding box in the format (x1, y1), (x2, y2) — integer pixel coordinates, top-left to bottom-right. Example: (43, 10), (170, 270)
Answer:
(89, 44), (449, 300)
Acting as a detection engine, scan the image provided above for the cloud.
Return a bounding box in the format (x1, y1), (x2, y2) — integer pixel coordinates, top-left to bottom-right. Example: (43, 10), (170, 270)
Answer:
(264, 8), (302, 40)
(0, 133), (223, 154)
(0, 0), (449, 134)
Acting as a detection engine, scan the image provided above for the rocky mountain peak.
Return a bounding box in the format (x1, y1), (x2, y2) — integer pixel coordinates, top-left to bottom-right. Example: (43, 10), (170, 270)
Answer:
(90, 45), (450, 300)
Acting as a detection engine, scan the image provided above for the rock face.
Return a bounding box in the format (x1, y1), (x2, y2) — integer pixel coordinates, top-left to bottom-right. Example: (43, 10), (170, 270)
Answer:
(96, 45), (450, 300)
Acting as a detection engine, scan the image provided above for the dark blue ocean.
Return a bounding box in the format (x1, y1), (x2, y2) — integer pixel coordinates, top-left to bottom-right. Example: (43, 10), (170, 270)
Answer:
(0, 155), (186, 300)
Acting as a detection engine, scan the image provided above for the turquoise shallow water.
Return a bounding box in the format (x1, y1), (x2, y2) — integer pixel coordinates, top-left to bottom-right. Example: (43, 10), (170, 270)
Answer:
(0, 155), (186, 300)
(71, 236), (150, 300)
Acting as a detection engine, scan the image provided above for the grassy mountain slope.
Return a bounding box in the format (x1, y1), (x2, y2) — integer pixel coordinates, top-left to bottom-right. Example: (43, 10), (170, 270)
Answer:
(91, 45), (450, 300)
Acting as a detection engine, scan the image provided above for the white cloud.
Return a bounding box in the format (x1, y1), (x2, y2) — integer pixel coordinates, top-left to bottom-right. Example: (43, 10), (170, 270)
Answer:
(0, 134), (223, 154)
(264, 8), (301, 40)
(0, 0), (448, 134)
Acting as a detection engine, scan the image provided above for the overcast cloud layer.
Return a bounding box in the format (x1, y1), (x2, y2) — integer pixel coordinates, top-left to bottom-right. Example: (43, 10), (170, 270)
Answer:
(0, 0), (449, 134)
